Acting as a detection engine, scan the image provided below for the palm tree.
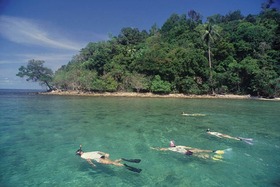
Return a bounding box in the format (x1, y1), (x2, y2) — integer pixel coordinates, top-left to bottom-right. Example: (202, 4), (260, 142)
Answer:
(202, 23), (220, 94)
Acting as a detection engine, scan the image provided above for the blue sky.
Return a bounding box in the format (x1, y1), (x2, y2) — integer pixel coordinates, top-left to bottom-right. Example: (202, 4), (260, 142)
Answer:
(0, 0), (265, 89)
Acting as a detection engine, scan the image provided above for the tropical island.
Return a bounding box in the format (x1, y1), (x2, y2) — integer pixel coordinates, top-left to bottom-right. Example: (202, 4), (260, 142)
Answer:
(17, 3), (280, 99)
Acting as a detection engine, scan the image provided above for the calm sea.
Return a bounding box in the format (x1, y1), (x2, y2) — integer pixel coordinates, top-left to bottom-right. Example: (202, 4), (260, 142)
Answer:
(0, 89), (279, 187)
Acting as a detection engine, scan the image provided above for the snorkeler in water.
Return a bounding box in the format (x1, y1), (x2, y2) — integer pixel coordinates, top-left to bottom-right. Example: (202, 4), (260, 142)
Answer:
(206, 129), (253, 145)
(151, 140), (225, 160)
(181, 112), (206, 116)
(76, 145), (142, 173)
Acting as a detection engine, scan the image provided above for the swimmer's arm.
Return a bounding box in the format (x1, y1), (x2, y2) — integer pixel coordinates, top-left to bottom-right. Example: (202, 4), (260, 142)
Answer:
(87, 159), (96, 167)
(150, 147), (168, 151)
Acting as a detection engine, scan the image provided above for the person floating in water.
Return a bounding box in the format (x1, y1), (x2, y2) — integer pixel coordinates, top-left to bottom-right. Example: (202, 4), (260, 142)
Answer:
(151, 140), (225, 160)
(206, 129), (253, 145)
(181, 112), (206, 116)
(76, 145), (142, 173)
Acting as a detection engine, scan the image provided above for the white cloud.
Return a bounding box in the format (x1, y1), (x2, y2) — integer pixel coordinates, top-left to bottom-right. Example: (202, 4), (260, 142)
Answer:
(0, 52), (74, 70)
(0, 15), (109, 89)
(0, 16), (84, 51)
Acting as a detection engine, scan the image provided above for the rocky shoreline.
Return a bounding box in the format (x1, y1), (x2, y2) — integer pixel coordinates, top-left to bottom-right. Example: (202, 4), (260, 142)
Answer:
(39, 90), (280, 101)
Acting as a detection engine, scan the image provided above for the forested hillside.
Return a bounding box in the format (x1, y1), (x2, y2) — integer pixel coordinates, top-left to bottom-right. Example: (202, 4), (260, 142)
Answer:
(52, 7), (280, 97)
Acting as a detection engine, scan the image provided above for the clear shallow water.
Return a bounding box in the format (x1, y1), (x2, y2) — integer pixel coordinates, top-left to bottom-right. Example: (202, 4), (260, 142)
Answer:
(0, 89), (280, 187)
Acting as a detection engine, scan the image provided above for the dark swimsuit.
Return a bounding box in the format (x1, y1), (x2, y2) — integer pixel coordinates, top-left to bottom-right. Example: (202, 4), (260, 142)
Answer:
(185, 150), (193, 156)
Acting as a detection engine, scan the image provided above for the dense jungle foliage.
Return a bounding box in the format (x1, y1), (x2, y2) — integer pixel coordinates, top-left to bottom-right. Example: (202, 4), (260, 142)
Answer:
(23, 5), (280, 97)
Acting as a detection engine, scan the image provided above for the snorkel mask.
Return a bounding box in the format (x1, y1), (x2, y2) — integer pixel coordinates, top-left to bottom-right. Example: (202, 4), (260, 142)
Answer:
(169, 140), (176, 147)
(76, 145), (83, 155)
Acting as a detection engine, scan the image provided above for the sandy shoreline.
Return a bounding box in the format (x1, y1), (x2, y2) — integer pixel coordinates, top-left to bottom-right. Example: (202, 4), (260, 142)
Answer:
(39, 90), (280, 101)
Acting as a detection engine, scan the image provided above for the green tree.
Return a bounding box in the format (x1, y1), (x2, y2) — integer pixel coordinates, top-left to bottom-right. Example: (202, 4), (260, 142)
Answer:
(224, 10), (244, 22)
(181, 77), (202, 94)
(84, 42), (112, 75)
(273, 77), (280, 97)
(100, 74), (118, 92)
(161, 14), (181, 35)
(16, 59), (53, 90)
(128, 73), (150, 92)
(117, 27), (148, 45)
(51, 10), (280, 97)
(78, 70), (98, 91)
(151, 75), (171, 94)
(52, 66), (68, 90)
(251, 68), (277, 97)
(198, 23), (220, 93)
(188, 10), (202, 23)
(238, 57), (260, 94)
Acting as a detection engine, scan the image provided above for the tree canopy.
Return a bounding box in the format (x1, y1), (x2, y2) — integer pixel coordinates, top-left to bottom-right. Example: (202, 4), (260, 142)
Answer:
(21, 5), (280, 97)
(16, 59), (54, 91)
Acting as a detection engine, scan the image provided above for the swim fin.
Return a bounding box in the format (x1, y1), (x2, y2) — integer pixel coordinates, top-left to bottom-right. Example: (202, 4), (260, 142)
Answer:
(214, 148), (232, 156)
(124, 164), (142, 173)
(213, 154), (223, 159)
(212, 154), (223, 161)
(212, 155), (223, 161)
(239, 137), (253, 145)
(121, 158), (141, 163)
(214, 150), (224, 155)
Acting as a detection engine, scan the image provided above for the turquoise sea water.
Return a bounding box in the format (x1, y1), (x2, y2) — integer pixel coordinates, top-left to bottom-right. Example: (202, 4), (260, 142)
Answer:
(0, 89), (280, 187)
